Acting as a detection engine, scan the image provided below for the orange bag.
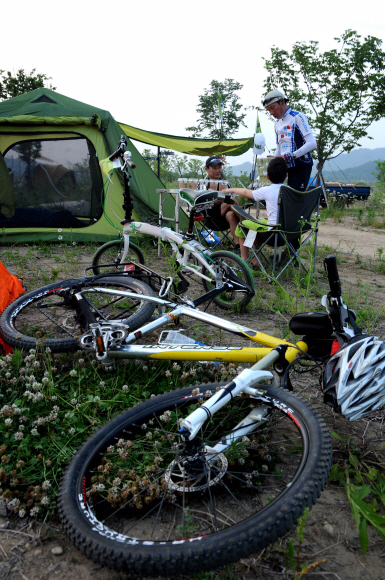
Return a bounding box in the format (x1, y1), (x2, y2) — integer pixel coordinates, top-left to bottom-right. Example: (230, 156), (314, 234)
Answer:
(0, 261), (24, 354)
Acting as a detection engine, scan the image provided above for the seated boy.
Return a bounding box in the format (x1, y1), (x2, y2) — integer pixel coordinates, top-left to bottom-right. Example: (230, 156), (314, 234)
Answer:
(226, 156), (288, 268)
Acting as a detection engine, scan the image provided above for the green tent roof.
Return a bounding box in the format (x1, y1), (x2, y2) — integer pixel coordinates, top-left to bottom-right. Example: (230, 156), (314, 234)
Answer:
(119, 123), (253, 156)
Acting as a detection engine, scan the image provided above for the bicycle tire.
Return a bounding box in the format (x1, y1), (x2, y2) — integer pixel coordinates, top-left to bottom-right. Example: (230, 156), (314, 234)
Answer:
(0, 276), (155, 353)
(58, 383), (332, 576)
(92, 240), (145, 275)
(202, 250), (255, 310)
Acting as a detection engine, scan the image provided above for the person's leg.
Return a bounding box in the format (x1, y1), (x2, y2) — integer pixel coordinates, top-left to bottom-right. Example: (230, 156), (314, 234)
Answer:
(287, 165), (312, 192)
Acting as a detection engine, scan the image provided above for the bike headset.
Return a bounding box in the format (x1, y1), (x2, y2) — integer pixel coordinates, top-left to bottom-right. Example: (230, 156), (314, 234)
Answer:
(322, 334), (385, 420)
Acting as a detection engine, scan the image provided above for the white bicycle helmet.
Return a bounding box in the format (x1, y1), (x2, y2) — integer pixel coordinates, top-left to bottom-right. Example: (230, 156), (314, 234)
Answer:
(262, 89), (287, 108)
(322, 335), (385, 420)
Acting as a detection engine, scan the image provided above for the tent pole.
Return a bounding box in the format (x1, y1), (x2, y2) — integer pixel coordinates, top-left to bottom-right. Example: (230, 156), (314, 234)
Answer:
(157, 146), (160, 179)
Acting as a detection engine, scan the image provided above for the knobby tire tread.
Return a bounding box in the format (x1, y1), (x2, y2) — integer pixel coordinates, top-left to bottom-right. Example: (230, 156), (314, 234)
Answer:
(0, 277), (155, 353)
(58, 384), (332, 576)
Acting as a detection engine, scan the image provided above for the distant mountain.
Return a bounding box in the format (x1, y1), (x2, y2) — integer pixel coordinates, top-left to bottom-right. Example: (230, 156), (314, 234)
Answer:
(229, 147), (385, 182)
(322, 161), (380, 183)
(229, 161), (252, 176)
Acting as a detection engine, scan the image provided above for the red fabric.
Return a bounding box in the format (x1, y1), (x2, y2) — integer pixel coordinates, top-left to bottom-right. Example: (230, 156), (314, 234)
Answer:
(0, 261), (24, 354)
(330, 339), (340, 356)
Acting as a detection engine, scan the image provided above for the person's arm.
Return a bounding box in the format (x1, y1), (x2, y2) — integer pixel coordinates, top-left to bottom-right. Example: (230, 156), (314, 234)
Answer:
(292, 132), (316, 159)
(225, 187), (254, 200)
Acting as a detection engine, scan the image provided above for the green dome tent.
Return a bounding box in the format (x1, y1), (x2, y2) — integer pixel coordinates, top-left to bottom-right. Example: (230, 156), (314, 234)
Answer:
(0, 88), (253, 243)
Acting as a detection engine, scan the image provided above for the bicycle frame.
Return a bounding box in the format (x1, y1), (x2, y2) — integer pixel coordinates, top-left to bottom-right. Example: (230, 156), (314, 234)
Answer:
(121, 221), (220, 284)
(79, 287), (308, 368)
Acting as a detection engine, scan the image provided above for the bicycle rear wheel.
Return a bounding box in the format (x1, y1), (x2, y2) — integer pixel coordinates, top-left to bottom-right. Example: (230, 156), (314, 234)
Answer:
(92, 240), (145, 275)
(0, 277), (155, 353)
(202, 250), (255, 310)
(59, 383), (331, 576)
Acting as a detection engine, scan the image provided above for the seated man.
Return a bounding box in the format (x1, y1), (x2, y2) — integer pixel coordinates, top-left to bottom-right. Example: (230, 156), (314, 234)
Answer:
(226, 157), (288, 267)
(203, 156), (244, 253)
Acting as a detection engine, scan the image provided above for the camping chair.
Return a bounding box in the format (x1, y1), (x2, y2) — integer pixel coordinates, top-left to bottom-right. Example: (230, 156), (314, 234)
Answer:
(232, 185), (322, 282)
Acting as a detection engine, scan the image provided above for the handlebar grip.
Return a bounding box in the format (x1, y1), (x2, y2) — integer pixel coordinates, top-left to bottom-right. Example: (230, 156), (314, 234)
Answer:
(108, 135), (128, 161)
(324, 255), (341, 297)
(126, 160), (136, 169)
(108, 149), (121, 161)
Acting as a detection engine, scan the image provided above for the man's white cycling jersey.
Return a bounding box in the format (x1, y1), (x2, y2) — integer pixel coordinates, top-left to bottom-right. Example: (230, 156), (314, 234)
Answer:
(273, 108), (315, 168)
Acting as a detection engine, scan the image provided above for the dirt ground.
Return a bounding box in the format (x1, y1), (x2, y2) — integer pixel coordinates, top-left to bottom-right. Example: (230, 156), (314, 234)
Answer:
(1, 214), (385, 580)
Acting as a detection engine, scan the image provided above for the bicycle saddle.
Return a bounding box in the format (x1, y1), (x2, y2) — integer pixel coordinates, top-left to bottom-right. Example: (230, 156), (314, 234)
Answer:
(179, 188), (218, 207)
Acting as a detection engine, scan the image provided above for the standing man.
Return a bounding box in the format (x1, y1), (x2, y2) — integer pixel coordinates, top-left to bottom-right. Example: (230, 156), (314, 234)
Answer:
(262, 90), (316, 191)
(203, 156), (244, 252)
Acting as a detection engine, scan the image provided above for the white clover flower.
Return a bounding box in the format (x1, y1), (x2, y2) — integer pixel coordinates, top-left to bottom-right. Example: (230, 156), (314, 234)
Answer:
(96, 483), (105, 491)
(33, 361), (40, 368)
(50, 396), (58, 401)
(150, 394), (156, 399)
(42, 480), (51, 490)
(4, 418), (13, 427)
(99, 381), (105, 388)
(238, 458), (245, 465)
(107, 445), (114, 453)
(18, 508), (26, 518)
(172, 363), (181, 371)
(42, 377), (49, 385)
(40, 496), (50, 506)
(15, 432), (24, 440)
(30, 506), (39, 516)
(78, 358), (85, 365)
(261, 464), (268, 472)
(31, 428), (39, 436)
(122, 384), (129, 391)
(112, 477), (121, 486)
(69, 370), (77, 377)
(70, 398), (77, 405)
(68, 427), (75, 435)
(29, 349), (36, 355)
(94, 396), (100, 403)
(19, 425), (25, 431)
(142, 365), (148, 371)
(5, 372), (11, 379)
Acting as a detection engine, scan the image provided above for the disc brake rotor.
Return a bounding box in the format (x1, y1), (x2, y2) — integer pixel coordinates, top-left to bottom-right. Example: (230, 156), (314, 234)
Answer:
(164, 451), (228, 492)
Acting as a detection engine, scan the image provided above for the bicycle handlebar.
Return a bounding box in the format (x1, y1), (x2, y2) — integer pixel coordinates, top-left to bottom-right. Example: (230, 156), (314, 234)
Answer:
(109, 135), (127, 161)
(324, 255), (342, 298)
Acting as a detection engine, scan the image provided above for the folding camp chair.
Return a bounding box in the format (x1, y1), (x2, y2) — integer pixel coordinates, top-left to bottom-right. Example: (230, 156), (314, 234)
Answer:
(232, 185), (322, 282)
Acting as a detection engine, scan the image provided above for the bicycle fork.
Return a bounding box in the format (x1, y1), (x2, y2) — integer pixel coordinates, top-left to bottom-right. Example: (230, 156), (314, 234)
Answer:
(179, 350), (280, 457)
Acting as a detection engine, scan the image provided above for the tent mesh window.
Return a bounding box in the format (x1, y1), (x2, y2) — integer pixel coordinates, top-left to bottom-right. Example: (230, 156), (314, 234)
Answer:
(4, 137), (103, 229)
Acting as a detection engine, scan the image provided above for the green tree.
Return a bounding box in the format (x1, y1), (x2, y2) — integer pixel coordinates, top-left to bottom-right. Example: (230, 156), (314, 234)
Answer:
(0, 68), (55, 100)
(141, 148), (176, 186)
(262, 30), (385, 173)
(186, 79), (246, 139)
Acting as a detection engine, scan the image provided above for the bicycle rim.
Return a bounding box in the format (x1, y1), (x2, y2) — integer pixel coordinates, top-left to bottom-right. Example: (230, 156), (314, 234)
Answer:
(59, 384), (331, 575)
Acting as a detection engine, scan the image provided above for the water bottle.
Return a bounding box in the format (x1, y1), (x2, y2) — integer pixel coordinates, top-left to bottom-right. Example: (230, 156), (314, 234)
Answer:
(161, 330), (205, 346)
(160, 331), (219, 365)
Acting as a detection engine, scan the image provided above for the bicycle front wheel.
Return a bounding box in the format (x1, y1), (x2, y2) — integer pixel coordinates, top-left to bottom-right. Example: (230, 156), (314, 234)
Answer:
(92, 240), (145, 275)
(0, 277), (155, 353)
(202, 250), (255, 310)
(58, 383), (332, 576)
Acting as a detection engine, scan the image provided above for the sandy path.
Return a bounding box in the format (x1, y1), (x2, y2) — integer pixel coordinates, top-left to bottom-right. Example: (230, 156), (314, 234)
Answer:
(318, 217), (385, 258)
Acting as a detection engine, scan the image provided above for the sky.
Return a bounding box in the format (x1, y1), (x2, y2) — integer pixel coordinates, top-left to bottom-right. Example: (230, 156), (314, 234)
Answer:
(2, 0), (384, 167)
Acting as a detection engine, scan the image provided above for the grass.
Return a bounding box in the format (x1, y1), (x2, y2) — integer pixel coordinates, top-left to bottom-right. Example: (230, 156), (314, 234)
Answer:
(0, 348), (237, 519)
